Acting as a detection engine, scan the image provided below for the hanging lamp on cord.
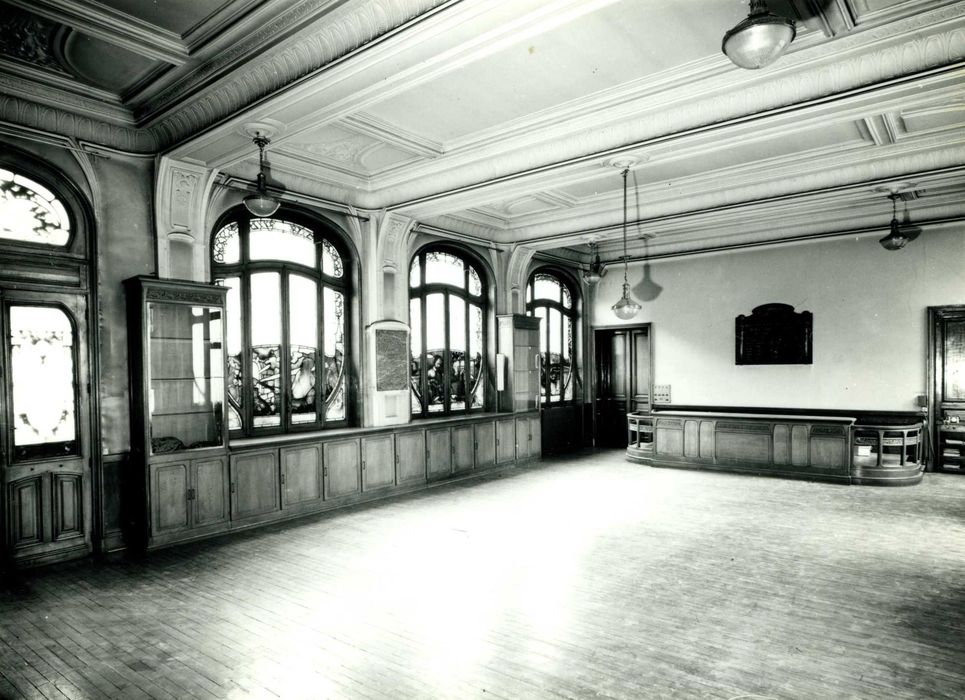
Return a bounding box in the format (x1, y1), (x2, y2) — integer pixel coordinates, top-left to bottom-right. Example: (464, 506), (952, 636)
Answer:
(583, 240), (605, 284)
(879, 193), (913, 251)
(611, 167), (642, 320)
(722, 0), (796, 70)
(243, 134), (280, 218)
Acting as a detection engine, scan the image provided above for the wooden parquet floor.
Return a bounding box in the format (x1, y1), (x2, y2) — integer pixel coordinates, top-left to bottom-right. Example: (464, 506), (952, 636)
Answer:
(3, 450), (965, 700)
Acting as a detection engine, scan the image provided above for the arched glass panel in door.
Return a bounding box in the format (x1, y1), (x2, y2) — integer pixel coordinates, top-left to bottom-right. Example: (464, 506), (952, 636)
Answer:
(8, 305), (79, 460)
(526, 270), (576, 404)
(212, 211), (351, 435)
(409, 248), (487, 416)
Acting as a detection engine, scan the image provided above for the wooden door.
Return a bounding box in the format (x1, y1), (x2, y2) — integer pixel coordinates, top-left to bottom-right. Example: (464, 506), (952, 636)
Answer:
(395, 431), (426, 484)
(2, 293), (93, 567)
(474, 422), (496, 469)
(324, 438), (361, 499)
(191, 457), (229, 528)
(230, 449), (280, 520)
(594, 325), (651, 448)
(280, 445), (322, 511)
(426, 428), (451, 481)
(451, 425), (474, 474)
(362, 435), (395, 491)
(930, 306), (965, 471)
(495, 418), (515, 464)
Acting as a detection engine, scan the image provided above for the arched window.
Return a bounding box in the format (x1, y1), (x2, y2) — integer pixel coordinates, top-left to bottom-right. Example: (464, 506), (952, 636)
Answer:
(409, 247), (487, 416)
(526, 270), (576, 403)
(212, 210), (352, 435)
(1, 167), (72, 246)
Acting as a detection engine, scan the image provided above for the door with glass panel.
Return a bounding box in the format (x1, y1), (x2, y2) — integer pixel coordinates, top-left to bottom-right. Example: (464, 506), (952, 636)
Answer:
(1, 291), (92, 566)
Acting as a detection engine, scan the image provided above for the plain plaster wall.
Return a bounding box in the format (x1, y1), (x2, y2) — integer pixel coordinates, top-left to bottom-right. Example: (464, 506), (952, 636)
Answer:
(590, 226), (965, 412)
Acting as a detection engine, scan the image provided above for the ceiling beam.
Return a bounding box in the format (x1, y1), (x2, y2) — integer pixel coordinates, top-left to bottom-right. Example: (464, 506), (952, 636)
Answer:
(4, 0), (189, 65)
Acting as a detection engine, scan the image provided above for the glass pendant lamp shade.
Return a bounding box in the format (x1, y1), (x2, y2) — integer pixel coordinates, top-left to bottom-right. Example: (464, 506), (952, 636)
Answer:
(878, 219), (909, 251)
(243, 135), (281, 218)
(612, 282), (642, 320)
(244, 172), (280, 217)
(722, 0), (795, 70)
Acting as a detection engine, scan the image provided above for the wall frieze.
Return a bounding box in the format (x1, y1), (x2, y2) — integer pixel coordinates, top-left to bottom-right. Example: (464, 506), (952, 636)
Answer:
(0, 93), (154, 152)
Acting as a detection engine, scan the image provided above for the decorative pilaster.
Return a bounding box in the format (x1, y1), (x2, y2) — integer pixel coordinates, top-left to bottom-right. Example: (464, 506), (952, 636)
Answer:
(154, 157), (219, 281)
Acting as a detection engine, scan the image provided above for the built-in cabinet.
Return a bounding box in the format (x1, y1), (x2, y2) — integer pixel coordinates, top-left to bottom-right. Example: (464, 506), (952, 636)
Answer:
(126, 274), (541, 551)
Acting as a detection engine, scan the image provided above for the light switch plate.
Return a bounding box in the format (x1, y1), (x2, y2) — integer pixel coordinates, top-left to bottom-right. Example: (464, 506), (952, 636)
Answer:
(653, 385), (671, 403)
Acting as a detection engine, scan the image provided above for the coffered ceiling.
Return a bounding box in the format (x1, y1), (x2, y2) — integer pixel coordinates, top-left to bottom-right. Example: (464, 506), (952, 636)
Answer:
(2, 0), (964, 264)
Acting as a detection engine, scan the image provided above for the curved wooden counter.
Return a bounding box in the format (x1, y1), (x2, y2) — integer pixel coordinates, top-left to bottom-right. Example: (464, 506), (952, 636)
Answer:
(627, 410), (922, 486)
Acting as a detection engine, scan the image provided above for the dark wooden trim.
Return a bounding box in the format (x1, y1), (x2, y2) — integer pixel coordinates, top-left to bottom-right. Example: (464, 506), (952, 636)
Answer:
(652, 404), (922, 425)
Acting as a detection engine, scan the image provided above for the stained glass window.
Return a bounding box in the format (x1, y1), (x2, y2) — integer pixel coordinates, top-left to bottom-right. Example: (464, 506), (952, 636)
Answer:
(526, 270), (577, 405)
(212, 209), (351, 434)
(0, 169), (70, 246)
(410, 247), (487, 416)
(9, 306), (78, 460)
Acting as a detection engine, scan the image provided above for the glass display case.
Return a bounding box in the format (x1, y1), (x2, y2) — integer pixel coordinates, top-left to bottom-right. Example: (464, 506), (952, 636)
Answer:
(126, 277), (230, 548)
(147, 299), (225, 453)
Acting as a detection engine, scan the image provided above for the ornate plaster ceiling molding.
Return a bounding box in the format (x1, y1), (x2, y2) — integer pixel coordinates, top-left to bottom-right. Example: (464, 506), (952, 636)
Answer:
(0, 6), (64, 73)
(142, 0), (449, 143)
(368, 17), (965, 209)
(3, 0), (189, 65)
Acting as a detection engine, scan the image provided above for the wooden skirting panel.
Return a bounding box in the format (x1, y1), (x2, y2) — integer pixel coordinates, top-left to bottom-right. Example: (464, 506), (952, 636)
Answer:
(627, 410), (922, 486)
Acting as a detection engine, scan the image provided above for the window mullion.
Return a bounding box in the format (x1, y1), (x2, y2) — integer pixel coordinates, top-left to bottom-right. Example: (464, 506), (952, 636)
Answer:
(240, 272), (254, 436)
(319, 281), (327, 426)
(280, 269), (291, 430)
(420, 292), (428, 417)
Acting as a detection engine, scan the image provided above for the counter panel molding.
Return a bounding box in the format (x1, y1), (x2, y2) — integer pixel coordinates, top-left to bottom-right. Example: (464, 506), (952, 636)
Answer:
(627, 410), (922, 486)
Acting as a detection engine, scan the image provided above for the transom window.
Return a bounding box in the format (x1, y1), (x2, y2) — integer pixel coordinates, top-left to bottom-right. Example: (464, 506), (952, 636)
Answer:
(409, 248), (487, 416)
(212, 212), (351, 435)
(0, 168), (71, 246)
(526, 270), (576, 403)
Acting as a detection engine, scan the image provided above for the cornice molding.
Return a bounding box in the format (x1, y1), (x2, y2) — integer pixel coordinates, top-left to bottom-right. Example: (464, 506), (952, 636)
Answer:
(141, 0), (449, 141)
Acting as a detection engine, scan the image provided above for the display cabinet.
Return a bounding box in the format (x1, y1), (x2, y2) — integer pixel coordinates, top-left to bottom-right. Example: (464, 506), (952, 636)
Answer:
(126, 276), (229, 547)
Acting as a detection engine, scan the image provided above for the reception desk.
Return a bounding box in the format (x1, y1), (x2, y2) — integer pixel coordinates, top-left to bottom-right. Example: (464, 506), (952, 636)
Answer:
(627, 410), (922, 486)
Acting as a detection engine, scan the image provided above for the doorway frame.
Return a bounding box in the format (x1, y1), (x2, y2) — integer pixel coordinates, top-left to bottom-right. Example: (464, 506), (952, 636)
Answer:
(591, 322), (653, 447)
(927, 305), (965, 471)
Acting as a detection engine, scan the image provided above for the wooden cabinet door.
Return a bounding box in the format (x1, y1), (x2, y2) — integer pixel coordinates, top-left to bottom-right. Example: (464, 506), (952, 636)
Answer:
(230, 450), (280, 520)
(496, 419), (516, 464)
(516, 416), (533, 459)
(475, 422), (496, 469)
(362, 435), (395, 491)
(426, 428), (451, 481)
(528, 415), (542, 459)
(324, 439), (361, 499)
(396, 431), (427, 484)
(452, 425), (474, 474)
(152, 462), (190, 535)
(191, 457), (229, 528)
(281, 445), (323, 510)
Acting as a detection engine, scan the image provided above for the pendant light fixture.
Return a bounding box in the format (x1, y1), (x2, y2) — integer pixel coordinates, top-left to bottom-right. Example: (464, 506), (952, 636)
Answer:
(722, 0), (796, 70)
(611, 166), (642, 320)
(243, 133), (280, 218)
(879, 193), (920, 251)
(583, 239), (605, 284)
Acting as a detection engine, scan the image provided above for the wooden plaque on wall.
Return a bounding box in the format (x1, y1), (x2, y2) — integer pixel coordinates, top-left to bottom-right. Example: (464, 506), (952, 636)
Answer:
(736, 303), (812, 365)
(376, 329), (409, 391)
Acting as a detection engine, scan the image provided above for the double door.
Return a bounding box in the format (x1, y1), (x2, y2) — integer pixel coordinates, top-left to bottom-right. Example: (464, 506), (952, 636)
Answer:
(1, 290), (93, 567)
(594, 325), (651, 448)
